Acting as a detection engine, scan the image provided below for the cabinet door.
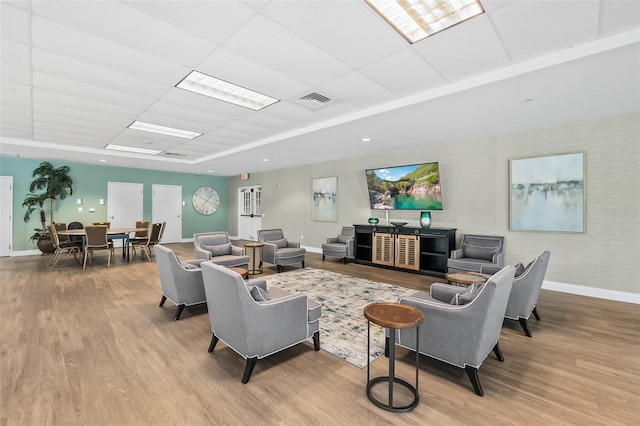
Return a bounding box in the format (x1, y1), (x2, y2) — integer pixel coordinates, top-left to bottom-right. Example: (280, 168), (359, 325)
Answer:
(396, 234), (420, 271)
(372, 232), (394, 266)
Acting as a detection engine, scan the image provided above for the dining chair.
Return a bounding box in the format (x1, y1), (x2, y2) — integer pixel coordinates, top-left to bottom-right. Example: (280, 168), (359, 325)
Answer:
(83, 225), (114, 269)
(53, 223), (70, 244)
(49, 225), (81, 268)
(67, 221), (84, 244)
(93, 221), (111, 228)
(131, 222), (160, 262)
(129, 221), (150, 243)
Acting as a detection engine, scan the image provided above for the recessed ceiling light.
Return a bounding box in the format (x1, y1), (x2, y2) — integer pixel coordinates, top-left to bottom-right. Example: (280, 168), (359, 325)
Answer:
(104, 144), (162, 155)
(128, 121), (201, 139)
(366, 0), (484, 44)
(176, 70), (279, 111)
(99, 159), (107, 163)
(362, 138), (372, 142)
(207, 170), (214, 173)
(262, 158), (270, 162)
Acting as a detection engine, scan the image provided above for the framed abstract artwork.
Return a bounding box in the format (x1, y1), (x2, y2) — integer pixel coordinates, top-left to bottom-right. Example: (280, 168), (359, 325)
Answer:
(510, 152), (585, 233)
(312, 176), (338, 222)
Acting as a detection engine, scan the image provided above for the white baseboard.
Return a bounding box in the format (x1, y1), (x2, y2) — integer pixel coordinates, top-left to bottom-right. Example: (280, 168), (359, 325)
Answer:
(542, 280), (640, 304)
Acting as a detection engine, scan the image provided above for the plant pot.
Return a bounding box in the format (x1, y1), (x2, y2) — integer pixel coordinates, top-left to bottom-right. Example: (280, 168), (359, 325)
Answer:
(37, 237), (55, 254)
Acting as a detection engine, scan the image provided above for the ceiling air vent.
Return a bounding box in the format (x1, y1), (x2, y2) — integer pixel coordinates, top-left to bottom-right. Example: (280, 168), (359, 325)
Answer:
(297, 92), (332, 109)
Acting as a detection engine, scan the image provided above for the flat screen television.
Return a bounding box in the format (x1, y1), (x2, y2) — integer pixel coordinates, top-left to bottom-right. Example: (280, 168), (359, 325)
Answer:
(365, 162), (443, 210)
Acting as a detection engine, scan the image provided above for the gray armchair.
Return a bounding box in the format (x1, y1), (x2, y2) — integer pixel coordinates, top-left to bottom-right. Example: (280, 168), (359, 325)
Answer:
(201, 261), (321, 383)
(257, 228), (305, 273)
(392, 265), (516, 396)
(194, 231), (249, 269)
(447, 234), (505, 273)
(322, 226), (355, 264)
(481, 251), (551, 337)
(155, 245), (206, 321)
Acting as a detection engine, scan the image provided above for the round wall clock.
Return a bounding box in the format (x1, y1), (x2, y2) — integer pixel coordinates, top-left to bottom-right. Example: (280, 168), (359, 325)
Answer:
(192, 186), (220, 216)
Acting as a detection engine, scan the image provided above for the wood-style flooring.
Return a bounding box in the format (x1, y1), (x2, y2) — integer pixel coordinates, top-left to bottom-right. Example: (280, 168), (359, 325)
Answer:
(1, 242), (639, 425)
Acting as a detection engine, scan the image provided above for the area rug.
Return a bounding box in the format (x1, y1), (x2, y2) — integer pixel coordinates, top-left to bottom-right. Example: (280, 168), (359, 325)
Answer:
(258, 268), (415, 369)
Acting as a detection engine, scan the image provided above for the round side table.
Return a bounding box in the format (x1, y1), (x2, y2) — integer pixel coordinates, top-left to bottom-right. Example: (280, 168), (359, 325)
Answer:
(244, 242), (264, 275)
(364, 302), (424, 412)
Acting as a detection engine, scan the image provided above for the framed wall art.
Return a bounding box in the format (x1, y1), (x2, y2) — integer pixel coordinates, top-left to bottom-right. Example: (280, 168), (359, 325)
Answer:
(510, 152), (585, 233)
(312, 176), (337, 222)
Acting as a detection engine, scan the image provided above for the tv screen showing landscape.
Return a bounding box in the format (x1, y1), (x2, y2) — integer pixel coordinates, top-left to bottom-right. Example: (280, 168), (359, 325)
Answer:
(365, 162), (443, 210)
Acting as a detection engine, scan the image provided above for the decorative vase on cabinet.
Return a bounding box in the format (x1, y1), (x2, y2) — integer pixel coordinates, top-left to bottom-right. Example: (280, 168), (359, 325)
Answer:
(420, 211), (432, 228)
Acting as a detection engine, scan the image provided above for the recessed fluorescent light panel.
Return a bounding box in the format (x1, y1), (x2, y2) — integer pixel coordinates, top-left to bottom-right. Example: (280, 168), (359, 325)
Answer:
(104, 144), (162, 155)
(366, 0), (484, 44)
(128, 121), (201, 139)
(176, 71), (279, 111)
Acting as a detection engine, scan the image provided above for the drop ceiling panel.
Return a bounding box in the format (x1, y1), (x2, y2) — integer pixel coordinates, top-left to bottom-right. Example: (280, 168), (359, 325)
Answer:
(32, 1), (216, 67)
(319, 71), (398, 108)
(34, 88), (141, 119)
(1, 63), (30, 86)
(32, 49), (169, 100)
(359, 49), (448, 97)
(1, 3), (29, 43)
(413, 14), (510, 82)
(34, 103), (130, 128)
(263, 1), (406, 69)
(124, 0), (255, 44)
(32, 16), (190, 84)
(490, 0), (600, 62)
(145, 102), (233, 129)
(262, 101), (324, 126)
(225, 15), (351, 86)
(1, 83), (30, 107)
(1, 39), (29, 68)
(601, 0), (640, 36)
(34, 111), (123, 135)
(33, 72), (154, 111)
(241, 112), (294, 133)
(196, 47), (311, 100)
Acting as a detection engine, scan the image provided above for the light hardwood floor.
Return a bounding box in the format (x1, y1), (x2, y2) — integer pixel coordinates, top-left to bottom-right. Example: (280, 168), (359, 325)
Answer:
(1, 242), (639, 425)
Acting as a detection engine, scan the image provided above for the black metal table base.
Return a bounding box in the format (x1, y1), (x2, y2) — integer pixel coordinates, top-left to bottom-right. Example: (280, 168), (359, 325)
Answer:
(366, 321), (420, 412)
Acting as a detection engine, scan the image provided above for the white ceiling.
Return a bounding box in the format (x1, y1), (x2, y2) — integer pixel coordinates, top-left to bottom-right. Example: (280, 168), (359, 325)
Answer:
(1, 0), (639, 176)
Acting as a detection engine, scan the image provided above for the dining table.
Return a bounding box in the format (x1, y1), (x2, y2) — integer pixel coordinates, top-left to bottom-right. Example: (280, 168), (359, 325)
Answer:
(57, 227), (147, 263)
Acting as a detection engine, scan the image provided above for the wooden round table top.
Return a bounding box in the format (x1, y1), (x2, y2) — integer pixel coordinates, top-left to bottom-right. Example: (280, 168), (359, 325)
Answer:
(444, 272), (488, 285)
(364, 303), (423, 329)
(244, 242), (264, 248)
(229, 267), (249, 278)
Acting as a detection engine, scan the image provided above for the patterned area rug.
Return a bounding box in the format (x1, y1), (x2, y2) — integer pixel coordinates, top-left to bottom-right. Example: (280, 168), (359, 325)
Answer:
(259, 268), (416, 369)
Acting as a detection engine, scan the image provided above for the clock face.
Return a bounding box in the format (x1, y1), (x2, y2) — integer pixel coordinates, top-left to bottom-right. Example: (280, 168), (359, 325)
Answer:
(192, 186), (220, 216)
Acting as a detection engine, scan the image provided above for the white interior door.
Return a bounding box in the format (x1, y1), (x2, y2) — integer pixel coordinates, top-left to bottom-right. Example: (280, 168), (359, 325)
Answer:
(152, 184), (182, 243)
(108, 182), (143, 246)
(0, 176), (13, 256)
(238, 185), (262, 240)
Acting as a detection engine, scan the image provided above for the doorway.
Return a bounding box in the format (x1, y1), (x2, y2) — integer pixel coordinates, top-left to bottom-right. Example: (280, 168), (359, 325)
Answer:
(237, 185), (262, 241)
(152, 184), (182, 243)
(0, 176), (13, 256)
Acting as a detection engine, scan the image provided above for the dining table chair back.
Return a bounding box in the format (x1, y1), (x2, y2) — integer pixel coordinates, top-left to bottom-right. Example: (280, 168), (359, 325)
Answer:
(53, 223), (70, 243)
(68, 221), (84, 243)
(131, 222), (157, 262)
(83, 225), (114, 269)
(49, 224), (80, 268)
(134, 221), (150, 238)
(93, 221), (111, 228)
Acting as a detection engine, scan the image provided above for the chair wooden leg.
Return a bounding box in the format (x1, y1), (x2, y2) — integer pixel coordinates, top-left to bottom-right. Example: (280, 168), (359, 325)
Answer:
(208, 333), (219, 353)
(174, 304), (185, 321)
(493, 342), (504, 361)
(464, 365), (484, 397)
(159, 295), (167, 307)
(532, 306), (540, 321)
(143, 246), (151, 262)
(242, 357), (258, 384)
(83, 250), (89, 269)
(519, 318), (532, 337)
(313, 331), (320, 351)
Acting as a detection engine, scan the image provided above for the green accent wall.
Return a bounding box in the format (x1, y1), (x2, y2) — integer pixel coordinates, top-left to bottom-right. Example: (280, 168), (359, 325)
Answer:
(0, 157), (228, 251)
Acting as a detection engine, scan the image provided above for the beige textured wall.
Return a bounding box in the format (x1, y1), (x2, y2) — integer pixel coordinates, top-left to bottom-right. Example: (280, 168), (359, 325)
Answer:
(229, 114), (640, 293)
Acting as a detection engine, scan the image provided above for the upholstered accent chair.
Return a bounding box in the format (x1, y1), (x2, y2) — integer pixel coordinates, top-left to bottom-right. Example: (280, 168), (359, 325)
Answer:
(447, 234), (505, 273)
(391, 266), (516, 396)
(257, 229), (305, 273)
(201, 261), (321, 383)
(193, 231), (249, 269)
(322, 226), (355, 264)
(481, 251), (551, 337)
(154, 245), (206, 321)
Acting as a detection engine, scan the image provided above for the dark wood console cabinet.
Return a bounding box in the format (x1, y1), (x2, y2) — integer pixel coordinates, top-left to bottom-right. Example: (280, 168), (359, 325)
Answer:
(354, 224), (456, 277)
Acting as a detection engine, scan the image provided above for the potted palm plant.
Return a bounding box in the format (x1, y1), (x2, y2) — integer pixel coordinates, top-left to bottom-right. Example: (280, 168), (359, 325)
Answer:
(22, 161), (74, 253)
